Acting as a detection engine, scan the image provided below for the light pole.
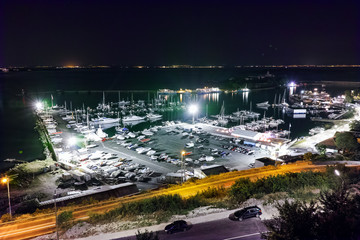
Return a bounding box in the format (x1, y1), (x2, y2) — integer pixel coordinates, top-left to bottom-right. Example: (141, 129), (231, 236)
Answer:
(1, 177), (12, 219)
(189, 104), (198, 125)
(181, 150), (186, 184)
(54, 190), (59, 240)
(334, 169), (344, 187)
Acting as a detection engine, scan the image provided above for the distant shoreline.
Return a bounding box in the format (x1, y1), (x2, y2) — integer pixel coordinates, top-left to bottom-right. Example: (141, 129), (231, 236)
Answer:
(301, 80), (360, 86)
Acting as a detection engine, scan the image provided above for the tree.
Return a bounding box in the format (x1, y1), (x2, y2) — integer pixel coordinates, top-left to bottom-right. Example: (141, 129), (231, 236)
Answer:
(229, 178), (255, 203)
(335, 132), (359, 152)
(263, 185), (360, 240)
(263, 200), (319, 240)
(345, 90), (354, 103)
(135, 229), (159, 240)
(57, 211), (73, 228)
(316, 144), (327, 155)
(303, 152), (314, 161)
(350, 120), (360, 131)
(317, 186), (360, 240)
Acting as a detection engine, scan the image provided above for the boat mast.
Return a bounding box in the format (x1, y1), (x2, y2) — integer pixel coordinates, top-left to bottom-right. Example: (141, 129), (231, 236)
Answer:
(103, 91), (105, 107)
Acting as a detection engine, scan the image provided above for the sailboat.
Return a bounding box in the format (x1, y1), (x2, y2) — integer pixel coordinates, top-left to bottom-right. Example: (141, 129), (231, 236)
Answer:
(239, 84), (250, 92)
(256, 101), (270, 108)
(217, 101), (228, 125)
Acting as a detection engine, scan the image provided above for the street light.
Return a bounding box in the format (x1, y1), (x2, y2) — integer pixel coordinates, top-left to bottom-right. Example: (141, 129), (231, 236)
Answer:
(1, 177), (12, 219)
(188, 104), (198, 124)
(35, 101), (43, 111)
(181, 151), (186, 184)
(334, 169), (344, 187)
(67, 137), (77, 147)
(54, 190), (59, 240)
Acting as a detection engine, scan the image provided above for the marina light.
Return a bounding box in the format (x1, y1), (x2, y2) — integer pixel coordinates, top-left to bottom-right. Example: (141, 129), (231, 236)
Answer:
(181, 150), (186, 156)
(189, 104), (198, 114)
(35, 101), (43, 111)
(67, 137), (77, 146)
(288, 82), (296, 87)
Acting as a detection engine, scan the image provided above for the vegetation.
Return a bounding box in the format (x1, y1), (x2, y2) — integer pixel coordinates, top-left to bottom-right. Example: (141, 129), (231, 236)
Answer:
(335, 132), (359, 152)
(345, 90), (354, 103)
(350, 120), (360, 131)
(316, 144), (327, 155)
(135, 229), (159, 240)
(263, 184), (360, 240)
(89, 194), (204, 223)
(303, 152), (314, 161)
(15, 199), (40, 214)
(0, 213), (12, 223)
(228, 167), (352, 204)
(57, 211), (74, 228)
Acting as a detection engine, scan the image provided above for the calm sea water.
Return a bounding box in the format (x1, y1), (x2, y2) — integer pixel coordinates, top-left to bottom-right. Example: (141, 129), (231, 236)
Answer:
(0, 67), (359, 172)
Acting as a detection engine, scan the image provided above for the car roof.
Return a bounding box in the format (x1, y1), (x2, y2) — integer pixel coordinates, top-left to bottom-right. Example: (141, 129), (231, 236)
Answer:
(174, 220), (187, 224)
(244, 205), (260, 210)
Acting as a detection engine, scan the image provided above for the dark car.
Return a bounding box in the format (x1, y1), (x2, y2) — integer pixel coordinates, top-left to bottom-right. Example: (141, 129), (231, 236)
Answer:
(233, 206), (262, 221)
(165, 220), (189, 234)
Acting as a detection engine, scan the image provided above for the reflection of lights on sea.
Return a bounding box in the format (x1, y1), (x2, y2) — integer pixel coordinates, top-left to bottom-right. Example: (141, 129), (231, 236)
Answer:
(242, 91), (249, 102)
(180, 94), (183, 102)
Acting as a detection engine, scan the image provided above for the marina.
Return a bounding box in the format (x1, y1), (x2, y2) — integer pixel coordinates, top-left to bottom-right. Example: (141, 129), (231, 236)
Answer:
(22, 80), (354, 201)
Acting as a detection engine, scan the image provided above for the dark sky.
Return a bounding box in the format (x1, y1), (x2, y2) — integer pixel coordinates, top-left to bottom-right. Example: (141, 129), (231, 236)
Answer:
(1, 0), (359, 66)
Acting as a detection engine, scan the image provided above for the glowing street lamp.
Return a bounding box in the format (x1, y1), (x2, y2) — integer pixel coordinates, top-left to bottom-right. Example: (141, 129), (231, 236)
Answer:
(35, 101), (44, 111)
(334, 169), (344, 187)
(1, 177), (12, 219)
(181, 151), (186, 183)
(67, 137), (77, 147)
(188, 104), (198, 124)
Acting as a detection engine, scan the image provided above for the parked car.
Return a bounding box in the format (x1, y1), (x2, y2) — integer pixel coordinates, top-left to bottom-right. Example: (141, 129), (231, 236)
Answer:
(165, 220), (190, 234)
(233, 206), (262, 221)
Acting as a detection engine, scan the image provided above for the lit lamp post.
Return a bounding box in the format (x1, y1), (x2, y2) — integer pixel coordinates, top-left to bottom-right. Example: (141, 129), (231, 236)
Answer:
(35, 101), (44, 112)
(1, 177), (12, 219)
(54, 190), (59, 240)
(334, 169), (344, 187)
(67, 137), (77, 149)
(188, 104), (198, 125)
(181, 150), (186, 183)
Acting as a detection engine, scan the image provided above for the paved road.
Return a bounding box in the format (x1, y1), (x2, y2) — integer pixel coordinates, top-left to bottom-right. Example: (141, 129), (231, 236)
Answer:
(114, 217), (267, 240)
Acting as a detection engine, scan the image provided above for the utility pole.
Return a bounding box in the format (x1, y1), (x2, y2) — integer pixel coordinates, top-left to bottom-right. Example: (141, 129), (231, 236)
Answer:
(54, 190), (59, 240)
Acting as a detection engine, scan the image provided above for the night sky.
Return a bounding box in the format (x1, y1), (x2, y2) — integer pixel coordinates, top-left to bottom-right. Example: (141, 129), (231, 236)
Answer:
(1, 0), (359, 66)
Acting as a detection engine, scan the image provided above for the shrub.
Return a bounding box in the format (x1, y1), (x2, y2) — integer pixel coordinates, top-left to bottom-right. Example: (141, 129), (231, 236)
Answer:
(0, 213), (12, 223)
(15, 199), (40, 214)
(200, 187), (228, 199)
(230, 171), (333, 203)
(136, 229), (159, 240)
(89, 194), (204, 223)
(57, 211), (73, 228)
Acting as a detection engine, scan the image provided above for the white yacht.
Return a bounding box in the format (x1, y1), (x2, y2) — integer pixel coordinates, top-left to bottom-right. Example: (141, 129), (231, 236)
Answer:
(146, 113), (162, 121)
(256, 101), (270, 107)
(91, 117), (119, 125)
(122, 115), (145, 122)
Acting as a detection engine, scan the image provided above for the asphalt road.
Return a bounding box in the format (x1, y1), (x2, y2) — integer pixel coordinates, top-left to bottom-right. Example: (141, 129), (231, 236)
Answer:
(114, 217), (267, 240)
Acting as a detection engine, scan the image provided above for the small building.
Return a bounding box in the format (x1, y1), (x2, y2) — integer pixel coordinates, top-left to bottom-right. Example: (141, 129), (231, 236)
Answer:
(317, 137), (338, 153)
(231, 129), (262, 141)
(194, 165), (229, 179)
